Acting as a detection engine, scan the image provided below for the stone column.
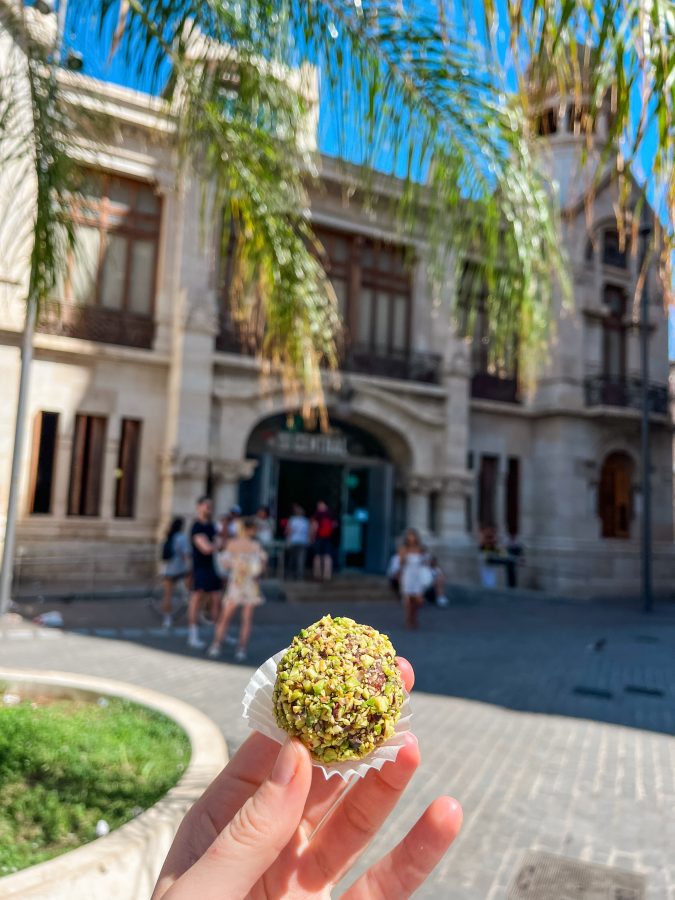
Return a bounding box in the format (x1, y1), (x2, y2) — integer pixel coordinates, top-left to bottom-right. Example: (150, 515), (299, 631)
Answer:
(442, 340), (472, 530)
(211, 459), (258, 516)
(439, 472), (473, 540)
(51, 434), (73, 518)
(160, 451), (210, 519)
(158, 173), (220, 531)
(405, 476), (431, 536)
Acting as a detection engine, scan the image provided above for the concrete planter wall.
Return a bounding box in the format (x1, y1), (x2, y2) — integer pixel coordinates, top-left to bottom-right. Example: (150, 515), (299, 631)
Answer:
(0, 668), (228, 900)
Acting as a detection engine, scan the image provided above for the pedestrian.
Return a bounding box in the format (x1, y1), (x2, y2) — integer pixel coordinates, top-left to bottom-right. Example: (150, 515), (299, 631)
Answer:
(311, 500), (337, 582)
(209, 517), (267, 662)
(187, 496), (222, 649)
(227, 505), (242, 538)
(285, 504), (310, 580)
(398, 528), (430, 629)
(478, 526), (500, 589)
(159, 517), (191, 631)
(387, 550), (401, 595)
(424, 554), (448, 607)
(254, 505), (274, 548)
(505, 531), (524, 588)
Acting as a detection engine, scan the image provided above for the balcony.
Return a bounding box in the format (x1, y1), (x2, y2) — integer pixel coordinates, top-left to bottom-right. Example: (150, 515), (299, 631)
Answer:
(216, 323), (442, 385)
(37, 300), (154, 350)
(584, 375), (669, 416)
(471, 372), (519, 404)
(343, 344), (442, 385)
(215, 320), (256, 355)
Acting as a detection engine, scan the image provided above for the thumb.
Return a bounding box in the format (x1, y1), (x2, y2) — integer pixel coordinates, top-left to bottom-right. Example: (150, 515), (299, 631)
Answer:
(170, 739), (312, 899)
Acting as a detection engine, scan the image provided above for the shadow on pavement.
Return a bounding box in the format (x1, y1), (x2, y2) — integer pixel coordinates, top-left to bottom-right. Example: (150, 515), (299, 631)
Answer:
(12, 585), (675, 738)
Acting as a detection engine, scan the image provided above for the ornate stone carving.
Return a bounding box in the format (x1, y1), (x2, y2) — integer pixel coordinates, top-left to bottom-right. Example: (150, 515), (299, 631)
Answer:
(160, 449), (209, 480)
(183, 296), (219, 336)
(405, 470), (473, 497)
(405, 475), (446, 495)
(210, 459), (258, 484)
(446, 343), (471, 377)
(443, 471), (474, 497)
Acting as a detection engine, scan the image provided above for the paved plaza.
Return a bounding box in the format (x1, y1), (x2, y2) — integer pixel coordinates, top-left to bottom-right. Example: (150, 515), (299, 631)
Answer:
(2, 588), (675, 898)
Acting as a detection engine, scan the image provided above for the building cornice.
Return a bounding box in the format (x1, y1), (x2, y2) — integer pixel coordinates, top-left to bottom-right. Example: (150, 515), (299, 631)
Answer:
(3, 331), (172, 369)
(57, 70), (173, 135)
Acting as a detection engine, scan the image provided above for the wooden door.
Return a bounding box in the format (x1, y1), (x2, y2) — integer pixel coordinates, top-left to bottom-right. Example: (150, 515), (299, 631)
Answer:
(599, 453), (632, 538)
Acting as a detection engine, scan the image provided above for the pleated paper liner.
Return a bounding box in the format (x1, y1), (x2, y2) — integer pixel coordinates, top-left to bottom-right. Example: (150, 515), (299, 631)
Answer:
(242, 649), (412, 781)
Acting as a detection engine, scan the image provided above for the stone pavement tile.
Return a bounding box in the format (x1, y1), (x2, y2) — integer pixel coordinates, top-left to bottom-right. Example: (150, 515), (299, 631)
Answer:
(2, 593), (675, 898)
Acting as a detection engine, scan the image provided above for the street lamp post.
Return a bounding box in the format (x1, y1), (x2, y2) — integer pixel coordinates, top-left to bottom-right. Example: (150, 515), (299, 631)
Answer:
(639, 225), (653, 614)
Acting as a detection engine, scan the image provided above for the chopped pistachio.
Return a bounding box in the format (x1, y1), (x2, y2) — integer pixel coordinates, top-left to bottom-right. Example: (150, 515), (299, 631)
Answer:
(272, 615), (405, 763)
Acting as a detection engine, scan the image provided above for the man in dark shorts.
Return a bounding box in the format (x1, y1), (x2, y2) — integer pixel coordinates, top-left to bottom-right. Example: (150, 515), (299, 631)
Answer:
(187, 496), (222, 649)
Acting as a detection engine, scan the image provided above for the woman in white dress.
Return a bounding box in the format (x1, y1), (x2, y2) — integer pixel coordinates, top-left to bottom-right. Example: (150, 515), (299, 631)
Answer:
(208, 518), (267, 661)
(398, 528), (427, 630)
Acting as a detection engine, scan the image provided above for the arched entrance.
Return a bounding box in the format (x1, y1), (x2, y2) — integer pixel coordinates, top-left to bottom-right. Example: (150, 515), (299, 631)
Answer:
(241, 414), (395, 572)
(598, 452), (633, 539)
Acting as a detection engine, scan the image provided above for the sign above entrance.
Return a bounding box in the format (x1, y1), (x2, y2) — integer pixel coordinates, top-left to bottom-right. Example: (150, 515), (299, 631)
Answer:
(271, 431), (349, 458)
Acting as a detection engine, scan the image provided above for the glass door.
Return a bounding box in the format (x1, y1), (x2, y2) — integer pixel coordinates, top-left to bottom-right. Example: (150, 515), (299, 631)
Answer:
(341, 467), (370, 569)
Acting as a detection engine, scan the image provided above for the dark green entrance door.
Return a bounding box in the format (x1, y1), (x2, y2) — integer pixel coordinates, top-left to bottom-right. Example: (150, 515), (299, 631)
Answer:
(276, 459), (343, 525)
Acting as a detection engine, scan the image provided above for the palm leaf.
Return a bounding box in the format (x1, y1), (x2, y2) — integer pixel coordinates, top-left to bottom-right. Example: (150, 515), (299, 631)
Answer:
(488, 0), (675, 298)
(67, 0), (566, 399)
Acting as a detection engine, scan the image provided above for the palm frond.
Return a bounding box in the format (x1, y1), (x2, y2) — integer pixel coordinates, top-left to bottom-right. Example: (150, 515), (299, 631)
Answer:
(0, 2), (79, 312)
(65, 0), (570, 396)
(485, 0), (675, 297)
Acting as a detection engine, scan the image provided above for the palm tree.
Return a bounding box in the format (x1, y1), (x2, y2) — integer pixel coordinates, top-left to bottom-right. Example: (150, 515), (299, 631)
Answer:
(0, 0), (673, 615)
(487, 0), (674, 289)
(0, 0), (83, 615)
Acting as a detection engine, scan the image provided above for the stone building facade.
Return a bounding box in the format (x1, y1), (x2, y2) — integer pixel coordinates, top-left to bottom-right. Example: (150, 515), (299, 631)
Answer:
(0, 18), (672, 596)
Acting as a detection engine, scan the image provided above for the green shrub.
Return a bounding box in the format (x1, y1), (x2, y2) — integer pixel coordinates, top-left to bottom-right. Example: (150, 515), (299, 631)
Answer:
(0, 696), (190, 874)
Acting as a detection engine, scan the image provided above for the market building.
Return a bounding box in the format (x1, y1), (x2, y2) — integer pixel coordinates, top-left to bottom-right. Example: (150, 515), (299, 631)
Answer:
(1, 8), (672, 597)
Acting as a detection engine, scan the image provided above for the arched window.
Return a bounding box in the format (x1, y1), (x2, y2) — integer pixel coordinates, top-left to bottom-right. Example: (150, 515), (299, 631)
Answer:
(535, 108), (558, 136)
(602, 229), (629, 268)
(598, 452), (633, 539)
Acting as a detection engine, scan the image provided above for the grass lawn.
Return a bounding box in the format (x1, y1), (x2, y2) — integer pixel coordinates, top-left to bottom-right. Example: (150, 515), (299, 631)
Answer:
(0, 689), (191, 876)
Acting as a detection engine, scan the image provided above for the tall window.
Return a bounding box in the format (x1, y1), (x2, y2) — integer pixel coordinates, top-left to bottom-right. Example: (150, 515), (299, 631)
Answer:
(460, 264), (519, 402)
(505, 457), (520, 536)
(602, 285), (627, 382)
(598, 452), (633, 539)
(315, 227), (411, 356)
(315, 229), (350, 323)
(68, 415), (107, 517)
(602, 229), (628, 269)
(29, 411), (59, 514)
(115, 419), (142, 518)
(57, 173), (160, 317)
(535, 108), (558, 136)
(478, 455), (499, 529)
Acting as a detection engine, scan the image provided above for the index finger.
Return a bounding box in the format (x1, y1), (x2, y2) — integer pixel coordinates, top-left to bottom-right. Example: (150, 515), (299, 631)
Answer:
(396, 656), (414, 692)
(299, 656), (415, 836)
(153, 732), (279, 896)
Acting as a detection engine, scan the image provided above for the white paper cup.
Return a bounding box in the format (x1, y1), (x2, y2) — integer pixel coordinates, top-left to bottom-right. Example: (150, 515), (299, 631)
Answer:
(242, 649), (412, 782)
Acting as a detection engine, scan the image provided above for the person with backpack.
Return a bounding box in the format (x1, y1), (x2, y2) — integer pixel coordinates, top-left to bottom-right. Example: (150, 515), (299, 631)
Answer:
(160, 517), (191, 631)
(311, 500), (337, 582)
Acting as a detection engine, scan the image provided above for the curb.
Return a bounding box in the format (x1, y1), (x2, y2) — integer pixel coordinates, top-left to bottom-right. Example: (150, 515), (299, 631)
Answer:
(0, 668), (228, 900)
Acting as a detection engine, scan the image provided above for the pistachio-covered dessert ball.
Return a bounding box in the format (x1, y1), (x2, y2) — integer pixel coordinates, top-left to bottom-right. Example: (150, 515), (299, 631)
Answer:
(272, 615), (405, 762)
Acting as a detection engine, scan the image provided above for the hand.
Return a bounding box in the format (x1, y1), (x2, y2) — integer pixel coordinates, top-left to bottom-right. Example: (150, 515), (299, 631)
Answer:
(153, 659), (462, 899)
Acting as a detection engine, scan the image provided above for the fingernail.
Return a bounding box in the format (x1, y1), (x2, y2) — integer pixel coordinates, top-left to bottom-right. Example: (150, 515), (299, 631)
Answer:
(403, 732), (418, 748)
(271, 739), (299, 786)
